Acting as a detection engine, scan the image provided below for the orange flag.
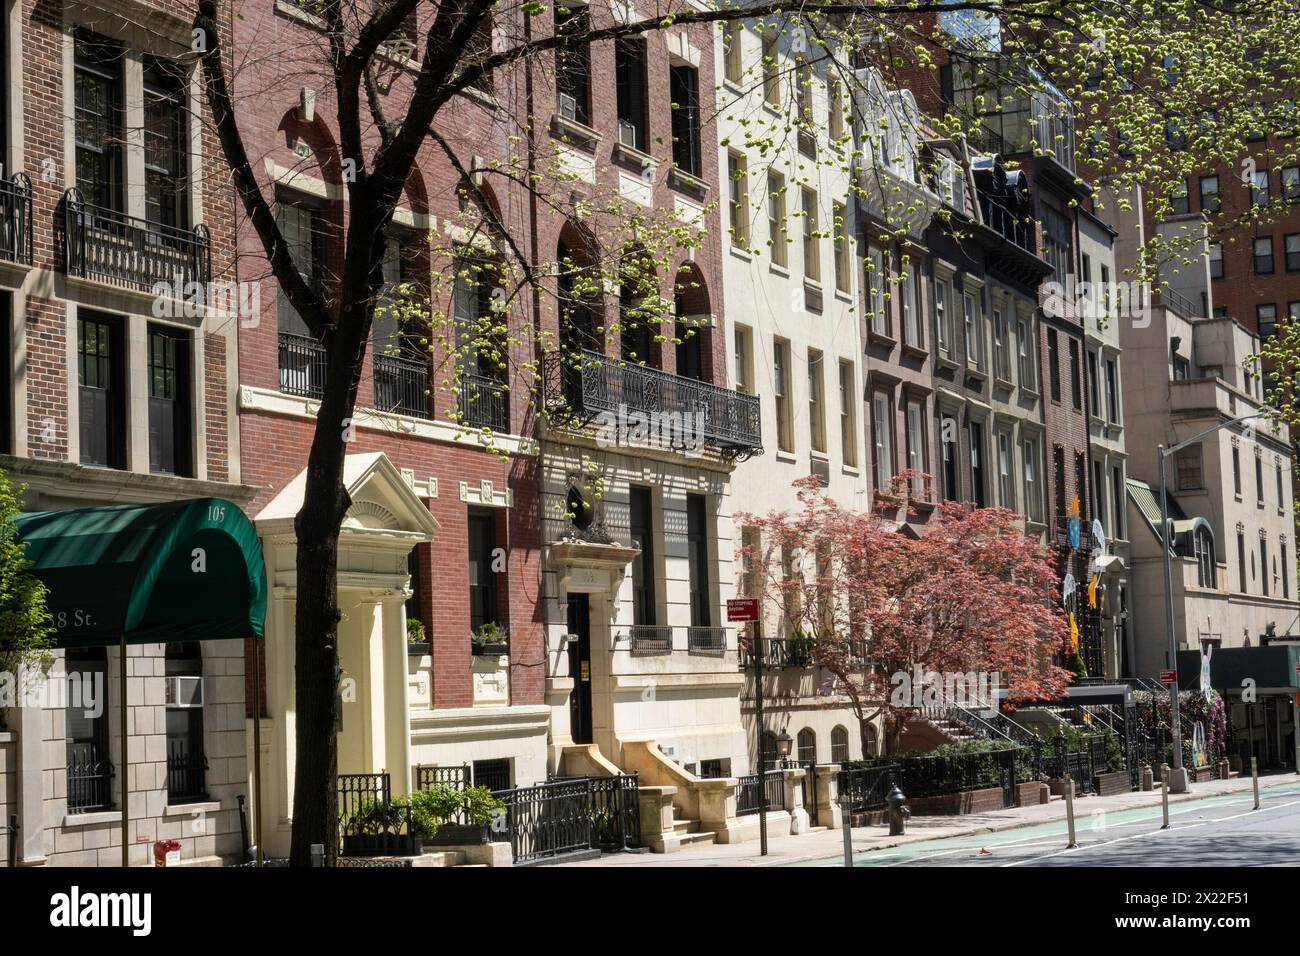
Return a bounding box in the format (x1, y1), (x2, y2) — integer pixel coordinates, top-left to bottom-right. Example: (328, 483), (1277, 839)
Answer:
(1069, 612), (1079, 652)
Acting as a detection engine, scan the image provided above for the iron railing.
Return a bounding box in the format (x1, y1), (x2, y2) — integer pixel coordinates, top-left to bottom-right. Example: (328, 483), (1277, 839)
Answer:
(337, 772), (417, 857)
(62, 188), (211, 293)
(166, 739), (208, 804)
(374, 351), (430, 418)
(837, 764), (898, 813)
(543, 349), (762, 457)
(739, 637), (815, 669)
(686, 626), (727, 656)
(628, 624), (673, 655)
(66, 743), (114, 814)
(414, 764), (471, 792)
(736, 769), (786, 815)
(980, 197), (1036, 254)
(279, 332), (327, 399)
(0, 173), (33, 265)
(458, 371), (509, 432)
(491, 774), (640, 864)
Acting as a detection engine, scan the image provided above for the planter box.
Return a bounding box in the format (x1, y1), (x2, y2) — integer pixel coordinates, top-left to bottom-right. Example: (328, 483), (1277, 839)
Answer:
(342, 834), (421, 857)
(1094, 770), (1131, 797)
(1190, 766), (1214, 783)
(1014, 781), (1049, 807)
(407, 641), (430, 656)
(432, 823), (491, 846)
(907, 786), (1005, 816)
(472, 642), (508, 657)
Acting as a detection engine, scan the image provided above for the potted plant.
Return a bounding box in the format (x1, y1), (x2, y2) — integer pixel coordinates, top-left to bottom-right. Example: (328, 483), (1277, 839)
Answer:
(341, 798), (419, 856)
(407, 618), (429, 655)
(471, 621), (509, 657)
(411, 784), (507, 845)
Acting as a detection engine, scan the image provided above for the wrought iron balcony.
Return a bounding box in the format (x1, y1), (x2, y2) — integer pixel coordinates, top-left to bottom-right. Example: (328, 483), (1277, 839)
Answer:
(66, 742), (114, 814)
(543, 349), (762, 458)
(62, 188), (211, 294)
(739, 637), (814, 669)
(0, 173), (33, 265)
(457, 370), (509, 432)
(374, 351), (431, 419)
(980, 196), (1036, 255)
(279, 331), (327, 400)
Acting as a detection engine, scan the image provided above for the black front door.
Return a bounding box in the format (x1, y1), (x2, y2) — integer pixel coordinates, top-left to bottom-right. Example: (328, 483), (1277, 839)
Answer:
(567, 594), (593, 744)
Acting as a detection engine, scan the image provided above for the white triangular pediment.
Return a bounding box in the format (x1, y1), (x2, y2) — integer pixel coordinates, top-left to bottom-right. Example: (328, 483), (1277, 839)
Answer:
(256, 452), (440, 540)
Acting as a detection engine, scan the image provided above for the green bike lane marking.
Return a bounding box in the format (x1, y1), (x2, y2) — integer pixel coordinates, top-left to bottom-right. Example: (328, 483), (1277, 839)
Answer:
(791, 784), (1300, 867)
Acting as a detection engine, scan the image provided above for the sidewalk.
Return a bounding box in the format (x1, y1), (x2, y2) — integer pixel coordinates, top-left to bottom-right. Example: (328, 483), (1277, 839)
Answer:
(557, 772), (1300, 867)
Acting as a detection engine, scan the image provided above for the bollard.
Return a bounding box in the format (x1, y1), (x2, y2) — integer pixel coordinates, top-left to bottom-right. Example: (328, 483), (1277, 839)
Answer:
(1141, 765), (1153, 792)
(841, 802), (853, 868)
(310, 843), (326, 867)
(1064, 778), (1078, 849)
(1252, 756), (1260, 811)
(1160, 765), (1170, 829)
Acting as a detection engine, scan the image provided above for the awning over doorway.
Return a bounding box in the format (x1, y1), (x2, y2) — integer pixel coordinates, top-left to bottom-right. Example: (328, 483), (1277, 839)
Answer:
(1176, 645), (1300, 693)
(12, 497), (266, 648)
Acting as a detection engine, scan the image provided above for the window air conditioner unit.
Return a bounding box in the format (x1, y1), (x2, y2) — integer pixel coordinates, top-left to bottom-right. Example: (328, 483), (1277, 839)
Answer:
(165, 675), (204, 709)
(558, 93), (578, 121)
(618, 120), (639, 150)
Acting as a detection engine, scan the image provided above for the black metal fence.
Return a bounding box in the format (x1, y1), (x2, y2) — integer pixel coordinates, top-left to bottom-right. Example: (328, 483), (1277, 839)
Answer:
(414, 764), (470, 792)
(686, 626), (727, 656)
(0, 172), (33, 265)
(280, 332), (328, 399)
(66, 743), (113, 814)
(842, 747), (1024, 809)
(1042, 733), (1111, 796)
(62, 188), (211, 293)
(491, 774), (640, 864)
(337, 772), (417, 857)
(458, 371), (509, 431)
(837, 764), (899, 813)
(166, 739), (208, 803)
(374, 352), (430, 418)
(735, 769), (786, 815)
(628, 624), (673, 655)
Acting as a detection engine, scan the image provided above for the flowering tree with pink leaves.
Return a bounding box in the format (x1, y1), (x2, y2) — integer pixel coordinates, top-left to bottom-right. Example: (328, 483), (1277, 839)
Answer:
(738, 475), (1072, 755)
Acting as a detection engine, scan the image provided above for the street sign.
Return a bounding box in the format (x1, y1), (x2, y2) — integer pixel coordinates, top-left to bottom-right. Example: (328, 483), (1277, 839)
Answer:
(727, 598), (759, 622)
(1159, 669), (1177, 683)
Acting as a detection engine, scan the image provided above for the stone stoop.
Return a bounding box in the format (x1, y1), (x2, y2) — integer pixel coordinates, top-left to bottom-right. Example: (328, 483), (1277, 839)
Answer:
(670, 812), (717, 848)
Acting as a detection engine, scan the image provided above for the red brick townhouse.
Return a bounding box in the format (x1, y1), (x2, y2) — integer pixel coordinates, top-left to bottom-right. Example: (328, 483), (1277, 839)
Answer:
(1, 0), (254, 866)
(226, 1), (550, 857)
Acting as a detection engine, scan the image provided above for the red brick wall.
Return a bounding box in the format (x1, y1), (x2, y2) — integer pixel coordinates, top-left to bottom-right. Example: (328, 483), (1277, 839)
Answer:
(204, 333), (229, 482)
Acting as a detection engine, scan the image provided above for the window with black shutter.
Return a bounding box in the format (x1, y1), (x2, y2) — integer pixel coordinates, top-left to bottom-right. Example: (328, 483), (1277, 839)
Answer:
(670, 64), (701, 176)
(147, 326), (192, 476)
(78, 312), (125, 469)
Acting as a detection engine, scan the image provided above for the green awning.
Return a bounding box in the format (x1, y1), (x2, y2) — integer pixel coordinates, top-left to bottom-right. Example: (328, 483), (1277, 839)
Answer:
(12, 498), (266, 648)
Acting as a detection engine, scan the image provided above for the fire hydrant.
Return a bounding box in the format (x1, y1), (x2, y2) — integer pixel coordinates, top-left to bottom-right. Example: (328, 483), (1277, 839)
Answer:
(886, 782), (910, 836)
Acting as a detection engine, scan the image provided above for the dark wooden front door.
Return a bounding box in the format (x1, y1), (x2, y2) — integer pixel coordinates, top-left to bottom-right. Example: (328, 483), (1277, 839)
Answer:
(567, 594), (593, 744)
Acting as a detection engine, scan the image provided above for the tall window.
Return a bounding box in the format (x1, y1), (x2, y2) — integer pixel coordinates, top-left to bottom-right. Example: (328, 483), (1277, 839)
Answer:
(1283, 541), (1291, 598)
(1047, 328), (1061, 402)
(833, 202), (851, 294)
(992, 306), (1010, 380)
(839, 360), (858, 468)
(1238, 531), (1247, 592)
(555, 5), (592, 126)
(802, 188), (820, 282)
(1093, 459), (1106, 529)
(1255, 452), (1265, 507)
(830, 726), (849, 763)
(78, 313), (125, 469)
(768, 171), (787, 267)
(615, 39), (648, 151)
(727, 151), (749, 246)
(1069, 339), (1082, 410)
(1284, 166), (1300, 202)
(963, 291), (982, 370)
(65, 648), (112, 813)
(1176, 444), (1203, 491)
(629, 486), (657, 626)
(1022, 436), (1043, 523)
(761, 33), (779, 107)
(774, 338), (792, 452)
(468, 510), (500, 633)
(901, 265), (919, 347)
(1233, 445), (1242, 497)
(1042, 207), (1073, 283)
(74, 32), (124, 212)
(808, 350), (826, 453)
(872, 390), (894, 491)
(1105, 357), (1120, 423)
(869, 250), (888, 336)
(941, 413), (959, 501)
(1251, 170), (1270, 206)
(165, 642), (207, 803)
(934, 276), (952, 357)
(733, 325), (753, 394)
(1111, 464), (1125, 539)
(797, 728), (817, 764)
(1086, 349), (1101, 417)
(969, 420), (986, 508)
(277, 198), (326, 337)
(1254, 237), (1274, 274)
(1017, 315), (1037, 391)
(906, 399), (926, 495)
(143, 59), (187, 227)
(147, 326), (191, 476)
(1278, 461), (1286, 512)
(1286, 234), (1300, 271)
(828, 79), (845, 143)
(0, 293), (10, 456)
(1208, 242), (1224, 280)
(1199, 175), (1220, 213)
(722, 22), (743, 84)
(1053, 445), (1067, 521)
(686, 494), (712, 627)
(1261, 537), (1270, 596)
(997, 429), (1014, 509)
(669, 63), (702, 176)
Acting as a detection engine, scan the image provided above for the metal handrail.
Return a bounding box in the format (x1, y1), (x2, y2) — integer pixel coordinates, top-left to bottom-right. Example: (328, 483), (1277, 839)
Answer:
(0, 173), (33, 265)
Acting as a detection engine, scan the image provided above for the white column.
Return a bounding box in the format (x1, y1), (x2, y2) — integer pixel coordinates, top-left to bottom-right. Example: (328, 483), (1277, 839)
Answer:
(126, 314), (149, 473)
(381, 596), (412, 796)
(13, 698), (47, 865)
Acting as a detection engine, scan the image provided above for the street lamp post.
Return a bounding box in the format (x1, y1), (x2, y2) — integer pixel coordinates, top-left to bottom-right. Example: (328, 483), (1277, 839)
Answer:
(1157, 410), (1265, 794)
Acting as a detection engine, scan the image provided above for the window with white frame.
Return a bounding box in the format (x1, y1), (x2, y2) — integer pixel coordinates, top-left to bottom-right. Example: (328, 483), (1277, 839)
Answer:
(963, 289), (984, 371)
(1021, 435), (1043, 523)
(901, 264), (919, 347)
(934, 274), (952, 358)
(872, 390), (894, 491)
(1017, 313), (1037, 391)
(839, 360), (858, 468)
(809, 349), (826, 454)
(869, 249), (887, 336)
(905, 397), (926, 495)
(997, 428), (1015, 509)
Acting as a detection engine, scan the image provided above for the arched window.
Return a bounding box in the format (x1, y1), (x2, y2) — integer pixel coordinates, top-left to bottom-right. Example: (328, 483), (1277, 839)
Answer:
(863, 723), (880, 758)
(797, 728), (817, 764)
(673, 263), (712, 381)
(1194, 526), (1216, 589)
(830, 725), (849, 764)
(165, 642), (207, 803)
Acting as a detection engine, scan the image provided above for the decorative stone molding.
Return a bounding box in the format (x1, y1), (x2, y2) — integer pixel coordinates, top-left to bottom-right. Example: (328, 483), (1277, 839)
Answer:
(399, 467), (438, 498)
(460, 478), (512, 508)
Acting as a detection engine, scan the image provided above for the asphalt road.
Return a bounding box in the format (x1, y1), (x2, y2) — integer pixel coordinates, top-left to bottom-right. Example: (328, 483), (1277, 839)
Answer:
(795, 782), (1300, 867)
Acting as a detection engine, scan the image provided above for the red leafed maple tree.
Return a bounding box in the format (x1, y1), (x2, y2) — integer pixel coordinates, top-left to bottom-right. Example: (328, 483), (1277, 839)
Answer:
(738, 475), (1072, 755)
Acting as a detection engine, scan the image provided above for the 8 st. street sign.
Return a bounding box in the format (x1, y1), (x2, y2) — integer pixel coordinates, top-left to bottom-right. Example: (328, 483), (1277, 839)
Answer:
(727, 598), (759, 622)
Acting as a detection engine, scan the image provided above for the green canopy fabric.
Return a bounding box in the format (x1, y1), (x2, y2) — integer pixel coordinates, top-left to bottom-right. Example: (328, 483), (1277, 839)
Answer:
(12, 498), (266, 648)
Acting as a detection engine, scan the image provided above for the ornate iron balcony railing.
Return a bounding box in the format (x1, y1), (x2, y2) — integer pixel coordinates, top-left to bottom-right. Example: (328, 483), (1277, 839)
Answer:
(62, 188), (211, 294)
(627, 624), (673, 655)
(374, 351), (431, 419)
(686, 625), (728, 656)
(279, 332), (327, 400)
(0, 173), (33, 265)
(543, 349), (762, 458)
(457, 370), (508, 432)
